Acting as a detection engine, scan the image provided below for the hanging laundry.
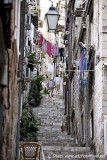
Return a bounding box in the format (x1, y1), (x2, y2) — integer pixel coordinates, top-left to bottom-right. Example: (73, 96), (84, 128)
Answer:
(38, 32), (58, 57)
(51, 44), (58, 57)
(46, 41), (52, 56)
(42, 38), (47, 53)
(38, 34), (43, 46)
(47, 63), (54, 73)
(79, 48), (88, 88)
(82, 57), (88, 87)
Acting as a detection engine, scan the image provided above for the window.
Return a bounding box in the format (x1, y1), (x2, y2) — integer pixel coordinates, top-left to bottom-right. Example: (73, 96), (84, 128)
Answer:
(81, 114), (84, 141)
(89, 5), (93, 45)
(27, 15), (29, 24)
(90, 110), (94, 139)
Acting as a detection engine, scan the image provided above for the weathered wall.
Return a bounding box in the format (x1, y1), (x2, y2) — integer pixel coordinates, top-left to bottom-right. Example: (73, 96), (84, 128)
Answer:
(93, 0), (107, 155)
(94, 61), (103, 154)
(70, 0), (107, 155)
(0, 1), (19, 160)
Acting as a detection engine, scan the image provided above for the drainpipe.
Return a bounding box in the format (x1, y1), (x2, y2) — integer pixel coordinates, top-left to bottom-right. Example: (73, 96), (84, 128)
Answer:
(64, 0), (68, 115)
(98, 0), (99, 49)
(0, 90), (3, 160)
(67, 12), (73, 135)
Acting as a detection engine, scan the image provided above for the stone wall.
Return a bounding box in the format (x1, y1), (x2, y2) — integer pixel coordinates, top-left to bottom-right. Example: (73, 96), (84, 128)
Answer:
(93, 0), (107, 155)
(94, 61), (103, 155)
(68, 0), (107, 155)
(0, 1), (19, 160)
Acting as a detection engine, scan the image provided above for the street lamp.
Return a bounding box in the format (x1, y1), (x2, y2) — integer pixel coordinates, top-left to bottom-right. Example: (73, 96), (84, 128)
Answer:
(44, 0), (60, 33)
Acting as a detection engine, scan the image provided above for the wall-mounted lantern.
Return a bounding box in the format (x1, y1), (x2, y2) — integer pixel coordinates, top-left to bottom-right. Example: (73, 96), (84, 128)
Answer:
(44, 0), (60, 33)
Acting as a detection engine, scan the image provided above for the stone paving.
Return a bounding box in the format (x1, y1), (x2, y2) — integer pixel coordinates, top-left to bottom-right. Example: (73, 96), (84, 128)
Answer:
(33, 94), (95, 160)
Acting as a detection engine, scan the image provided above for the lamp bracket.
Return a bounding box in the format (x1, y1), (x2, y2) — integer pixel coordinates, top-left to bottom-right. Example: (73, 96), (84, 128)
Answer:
(49, 0), (53, 6)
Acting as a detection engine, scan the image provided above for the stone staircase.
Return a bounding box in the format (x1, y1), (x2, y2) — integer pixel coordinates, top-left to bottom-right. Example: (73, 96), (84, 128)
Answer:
(33, 95), (94, 160)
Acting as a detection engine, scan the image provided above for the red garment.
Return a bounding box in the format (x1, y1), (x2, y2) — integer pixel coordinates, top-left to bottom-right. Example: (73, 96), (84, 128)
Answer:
(51, 44), (58, 57)
(42, 38), (46, 52)
(38, 34), (43, 46)
(46, 41), (52, 56)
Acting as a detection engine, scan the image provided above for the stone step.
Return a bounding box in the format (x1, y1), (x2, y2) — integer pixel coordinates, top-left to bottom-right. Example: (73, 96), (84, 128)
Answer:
(42, 146), (94, 160)
(40, 141), (75, 147)
(37, 131), (63, 134)
(38, 133), (74, 139)
(42, 146), (90, 152)
(44, 153), (94, 160)
(38, 135), (74, 141)
(38, 128), (61, 132)
(38, 138), (75, 143)
(33, 95), (95, 160)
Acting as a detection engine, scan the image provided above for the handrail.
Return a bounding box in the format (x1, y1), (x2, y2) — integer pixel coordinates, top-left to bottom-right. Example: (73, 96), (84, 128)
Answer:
(48, 0), (53, 6)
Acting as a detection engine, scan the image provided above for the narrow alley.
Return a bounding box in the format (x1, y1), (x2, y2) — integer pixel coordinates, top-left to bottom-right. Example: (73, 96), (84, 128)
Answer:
(1, 0), (107, 159)
(33, 93), (95, 160)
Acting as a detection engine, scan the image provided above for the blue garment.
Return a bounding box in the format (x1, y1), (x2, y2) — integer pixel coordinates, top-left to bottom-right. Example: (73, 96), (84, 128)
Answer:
(79, 48), (88, 88)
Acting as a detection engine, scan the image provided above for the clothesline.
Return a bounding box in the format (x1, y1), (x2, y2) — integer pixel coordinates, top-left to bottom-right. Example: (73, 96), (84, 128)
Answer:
(54, 69), (95, 71)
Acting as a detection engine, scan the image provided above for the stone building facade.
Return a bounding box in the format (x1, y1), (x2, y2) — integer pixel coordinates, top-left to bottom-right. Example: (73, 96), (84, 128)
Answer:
(64, 0), (107, 156)
(0, 1), (20, 160)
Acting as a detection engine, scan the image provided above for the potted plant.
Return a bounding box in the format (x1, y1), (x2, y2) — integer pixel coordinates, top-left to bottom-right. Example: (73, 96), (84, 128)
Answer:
(28, 75), (44, 107)
(20, 103), (41, 141)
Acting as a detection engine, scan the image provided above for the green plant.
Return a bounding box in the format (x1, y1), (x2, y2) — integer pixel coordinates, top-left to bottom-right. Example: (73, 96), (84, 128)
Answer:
(41, 52), (45, 59)
(22, 80), (27, 91)
(28, 75), (44, 106)
(27, 53), (41, 71)
(20, 103), (41, 141)
(43, 87), (50, 95)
